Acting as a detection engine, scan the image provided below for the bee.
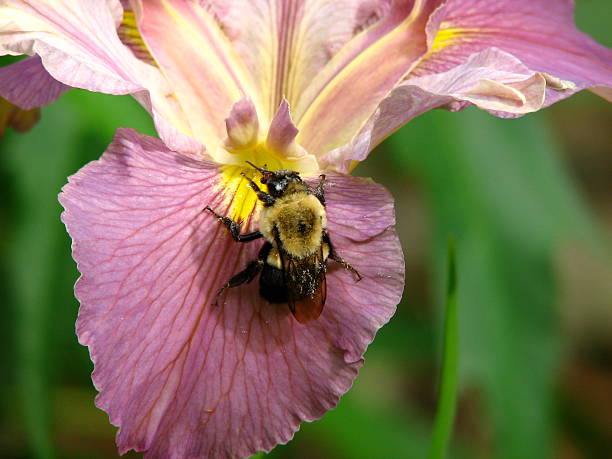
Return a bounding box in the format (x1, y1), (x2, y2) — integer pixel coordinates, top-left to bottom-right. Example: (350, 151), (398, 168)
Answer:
(204, 162), (361, 323)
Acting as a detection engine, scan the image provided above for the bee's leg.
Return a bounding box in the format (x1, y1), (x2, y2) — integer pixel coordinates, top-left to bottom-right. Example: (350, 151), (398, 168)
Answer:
(245, 161), (271, 174)
(204, 206), (263, 242)
(214, 244), (270, 305)
(240, 172), (276, 206)
(214, 260), (264, 305)
(324, 233), (362, 281)
(314, 174), (326, 205)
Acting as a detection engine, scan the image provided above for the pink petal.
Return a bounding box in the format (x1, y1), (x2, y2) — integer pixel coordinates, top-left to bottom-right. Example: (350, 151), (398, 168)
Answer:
(321, 47), (550, 172)
(416, 0), (612, 104)
(60, 128), (403, 458)
(295, 0), (445, 157)
(0, 56), (69, 109)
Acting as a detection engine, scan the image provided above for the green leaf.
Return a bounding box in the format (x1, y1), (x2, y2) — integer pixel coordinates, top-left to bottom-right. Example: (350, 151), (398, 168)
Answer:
(428, 237), (459, 459)
(384, 106), (606, 458)
(2, 98), (83, 459)
(268, 380), (434, 459)
(62, 90), (156, 139)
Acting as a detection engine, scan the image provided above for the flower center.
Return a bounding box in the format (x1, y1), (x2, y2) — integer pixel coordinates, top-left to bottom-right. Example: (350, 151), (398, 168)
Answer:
(214, 99), (320, 225)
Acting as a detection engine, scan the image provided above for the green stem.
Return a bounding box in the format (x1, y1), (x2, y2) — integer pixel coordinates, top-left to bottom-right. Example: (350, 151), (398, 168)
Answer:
(428, 237), (459, 459)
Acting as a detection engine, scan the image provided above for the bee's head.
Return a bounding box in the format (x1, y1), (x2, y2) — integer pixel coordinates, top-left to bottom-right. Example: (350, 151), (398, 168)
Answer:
(246, 161), (302, 197)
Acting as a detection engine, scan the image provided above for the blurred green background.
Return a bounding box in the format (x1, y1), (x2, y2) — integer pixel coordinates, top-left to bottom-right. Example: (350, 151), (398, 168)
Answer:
(1, 2), (611, 458)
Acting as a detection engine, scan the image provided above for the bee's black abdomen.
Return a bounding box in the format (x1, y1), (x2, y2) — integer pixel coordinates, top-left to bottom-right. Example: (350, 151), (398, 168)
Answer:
(259, 264), (288, 303)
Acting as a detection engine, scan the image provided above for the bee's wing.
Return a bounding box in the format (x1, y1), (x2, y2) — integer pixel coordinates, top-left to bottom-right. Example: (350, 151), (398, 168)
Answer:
(290, 263), (326, 324)
(278, 244), (327, 324)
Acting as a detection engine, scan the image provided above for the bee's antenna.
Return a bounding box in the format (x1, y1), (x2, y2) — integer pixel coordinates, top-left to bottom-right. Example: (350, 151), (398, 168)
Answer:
(245, 161), (271, 174)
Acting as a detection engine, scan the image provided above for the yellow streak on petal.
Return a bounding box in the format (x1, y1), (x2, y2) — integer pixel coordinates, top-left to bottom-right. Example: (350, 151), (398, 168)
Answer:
(117, 10), (156, 66)
(429, 26), (487, 53)
(430, 28), (462, 52)
(139, 0), (262, 149)
(296, 0), (433, 156)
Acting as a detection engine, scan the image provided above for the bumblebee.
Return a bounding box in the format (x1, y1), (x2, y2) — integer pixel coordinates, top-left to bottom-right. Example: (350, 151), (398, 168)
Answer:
(205, 162), (361, 323)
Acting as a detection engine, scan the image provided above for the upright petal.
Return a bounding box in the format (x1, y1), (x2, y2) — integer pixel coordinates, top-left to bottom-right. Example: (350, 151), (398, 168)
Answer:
(60, 128), (403, 458)
(295, 0), (445, 157)
(265, 99), (305, 159)
(133, 0), (257, 150)
(224, 98), (260, 150)
(202, 0), (395, 120)
(416, 0), (612, 104)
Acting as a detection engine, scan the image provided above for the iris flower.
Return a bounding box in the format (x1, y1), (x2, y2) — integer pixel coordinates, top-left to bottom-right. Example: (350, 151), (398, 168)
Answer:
(1, 0), (610, 457)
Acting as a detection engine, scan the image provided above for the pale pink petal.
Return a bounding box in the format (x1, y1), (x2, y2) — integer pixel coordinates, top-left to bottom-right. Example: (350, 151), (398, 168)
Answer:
(131, 90), (205, 156)
(225, 98), (260, 150)
(266, 99), (301, 158)
(260, 100), (320, 172)
(0, 56), (69, 109)
(0, 0), (202, 151)
(295, 0), (445, 157)
(410, 48), (549, 114)
(133, 0), (256, 150)
(321, 48), (548, 172)
(60, 128), (403, 458)
(116, 6), (156, 66)
(0, 0), (150, 94)
(416, 0), (612, 104)
(202, 0), (394, 120)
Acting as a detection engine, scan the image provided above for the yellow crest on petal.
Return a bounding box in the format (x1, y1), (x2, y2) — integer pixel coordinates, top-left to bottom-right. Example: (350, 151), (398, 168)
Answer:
(118, 10), (157, 66)
(219, 165), (265, 226)
(430, 26), (481, 53)
(218, 143), (319, 226)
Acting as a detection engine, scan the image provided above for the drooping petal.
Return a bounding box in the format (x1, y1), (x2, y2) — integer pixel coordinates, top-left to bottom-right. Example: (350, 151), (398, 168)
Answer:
(416, 0), (612, 104)
(0, 55), (67, 137)
(320, 47), (549, 172)
(0, 0), (203, 154)
(295, 0), (445, 157)
(60, 128), (403, 458)
(0, 56), (69, 109)
(0, 0), (147, 94)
